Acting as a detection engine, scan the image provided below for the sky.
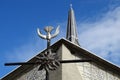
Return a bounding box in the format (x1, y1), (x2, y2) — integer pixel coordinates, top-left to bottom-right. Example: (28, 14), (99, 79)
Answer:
(0, 0), (120, 78)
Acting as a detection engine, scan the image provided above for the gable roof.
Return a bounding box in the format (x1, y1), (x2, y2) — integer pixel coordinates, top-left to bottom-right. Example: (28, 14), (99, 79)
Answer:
(2, 38), (120, 79)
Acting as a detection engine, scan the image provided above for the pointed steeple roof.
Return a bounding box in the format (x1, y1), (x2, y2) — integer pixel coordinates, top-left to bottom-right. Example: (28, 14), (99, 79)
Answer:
(66, 4), (80, 46)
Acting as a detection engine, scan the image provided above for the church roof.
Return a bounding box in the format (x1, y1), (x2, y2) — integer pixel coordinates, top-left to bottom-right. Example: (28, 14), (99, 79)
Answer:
(2, 38), (120, 79)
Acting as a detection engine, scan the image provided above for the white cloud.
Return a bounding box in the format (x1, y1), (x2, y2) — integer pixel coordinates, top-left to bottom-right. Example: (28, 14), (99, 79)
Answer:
(78, 7), (120, 66)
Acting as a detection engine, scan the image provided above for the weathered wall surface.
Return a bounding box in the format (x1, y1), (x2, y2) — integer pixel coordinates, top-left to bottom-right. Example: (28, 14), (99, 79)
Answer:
(16, 66), (46, 80)
(12, 45), (62, 80)
(61, 44), (120, 80)
(61, 44), (83, 80)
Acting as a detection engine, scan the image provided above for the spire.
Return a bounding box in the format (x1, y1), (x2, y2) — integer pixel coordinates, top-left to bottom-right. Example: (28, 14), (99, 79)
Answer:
(66, 4), (80, 46)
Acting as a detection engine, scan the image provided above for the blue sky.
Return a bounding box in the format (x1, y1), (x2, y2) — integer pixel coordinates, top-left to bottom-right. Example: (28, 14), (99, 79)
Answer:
(0, 0), (120, 78)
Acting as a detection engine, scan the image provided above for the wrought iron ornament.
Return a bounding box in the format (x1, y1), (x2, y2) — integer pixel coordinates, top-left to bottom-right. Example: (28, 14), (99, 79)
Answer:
(37, 26), (60, 71)
(37, 26), (60, 80)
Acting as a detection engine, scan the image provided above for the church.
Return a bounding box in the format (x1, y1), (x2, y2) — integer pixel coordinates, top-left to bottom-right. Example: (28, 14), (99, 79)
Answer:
(1, 5), (120, 80)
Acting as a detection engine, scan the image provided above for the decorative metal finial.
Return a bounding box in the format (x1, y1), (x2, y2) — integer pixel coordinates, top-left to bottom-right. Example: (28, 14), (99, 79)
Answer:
(37, 25), (60, 71)
(70, 4), (72, 9)
(37, 25), (60, 40)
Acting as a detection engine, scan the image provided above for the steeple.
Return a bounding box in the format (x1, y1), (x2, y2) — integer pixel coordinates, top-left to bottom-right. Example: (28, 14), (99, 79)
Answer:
(66, 4), (80, 46)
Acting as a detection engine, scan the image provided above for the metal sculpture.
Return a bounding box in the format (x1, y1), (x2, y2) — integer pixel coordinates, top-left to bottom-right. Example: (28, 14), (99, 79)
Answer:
(37, 26), (60, 71)
(37, 26), (60, 80)
(37, 26), (60, 54)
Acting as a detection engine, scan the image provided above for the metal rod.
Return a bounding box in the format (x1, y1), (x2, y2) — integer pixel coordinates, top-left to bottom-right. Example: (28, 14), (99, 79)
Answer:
(47, 40), (50, 48)
(47, 39), (51, 55)
(5, 59), (92, 66)
(59, 59), (92, 63)
(45, 68), (49, 80)
(5, 62), (40, 66)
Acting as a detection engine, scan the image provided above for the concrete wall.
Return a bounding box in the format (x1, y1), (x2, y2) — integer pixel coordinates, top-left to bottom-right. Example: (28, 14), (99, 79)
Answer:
(61, 44), (120, 80)
(61, 44), (83, 80)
